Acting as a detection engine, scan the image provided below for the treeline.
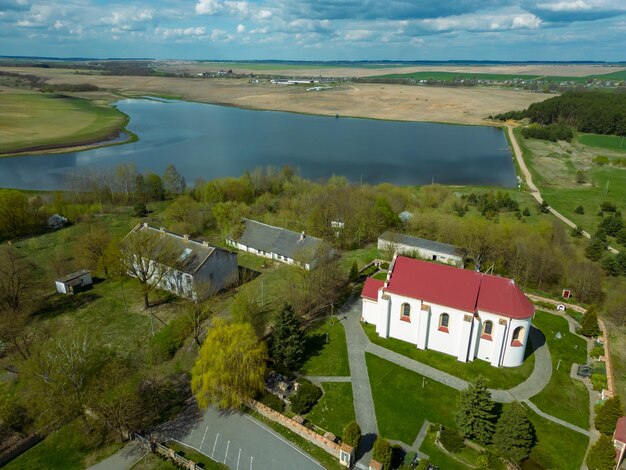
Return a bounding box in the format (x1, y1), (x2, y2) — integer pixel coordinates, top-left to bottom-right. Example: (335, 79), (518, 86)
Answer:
(40, 83), (100, 92)
(521, 123), (573, 142)
(494, 92), (626, 136)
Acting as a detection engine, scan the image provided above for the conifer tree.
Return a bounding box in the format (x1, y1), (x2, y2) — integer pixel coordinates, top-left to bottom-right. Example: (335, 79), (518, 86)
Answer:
(493, 401), (534, 462)
(580, 306), (600, 337)
(342, 421), (361, 449)
(269, 305), (305, 370)
(586, 435), (618, 470)
(594, 396), (623, 435)
(456, 376), (497, 443)
(349, 261), (359, 281)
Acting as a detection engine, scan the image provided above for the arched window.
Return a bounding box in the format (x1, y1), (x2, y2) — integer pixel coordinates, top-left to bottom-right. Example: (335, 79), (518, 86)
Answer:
(400, 303), (411, 322)
(439, 313), (450, 332)
(482, 320), (493, 338)
(511, 326), (525, 346)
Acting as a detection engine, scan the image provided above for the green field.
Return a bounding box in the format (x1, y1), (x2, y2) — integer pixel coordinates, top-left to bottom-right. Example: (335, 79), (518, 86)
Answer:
(0, 92), (128, 155)
(362, 323), (535, 390)
(372, 71), (541, 82)
(529, 312), (590, 429)
(300, 318), (350, 376)
(578, 133), (626, 152)
(306, 382), (355, 437)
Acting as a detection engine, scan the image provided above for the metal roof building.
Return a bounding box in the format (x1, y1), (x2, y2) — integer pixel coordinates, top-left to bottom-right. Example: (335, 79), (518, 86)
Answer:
(378, 231), (464, 267)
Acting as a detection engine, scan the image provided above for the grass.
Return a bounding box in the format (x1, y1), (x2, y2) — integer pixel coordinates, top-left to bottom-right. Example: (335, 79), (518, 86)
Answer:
(4, 421), (122, 470)
(525, 406), (589, 470)
(248, 411), (343, 470)
(529, 311), (589, 429)
(306, 382), (355, 438)
(338, 246), (384, 275)
(168, 441), (228, 469)
(362, 323), (535, 390)
(366, 353), (458, 444)
(419, 428), (480, 470)
(0, 92), (128, 154)
(578, 133), (626, 152)
(300, 318), (350, 376)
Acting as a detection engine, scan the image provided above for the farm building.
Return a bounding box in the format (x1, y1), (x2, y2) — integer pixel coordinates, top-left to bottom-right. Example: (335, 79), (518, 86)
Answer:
(378, 231), (464, 267)
(124, 224), (239, 300)
(227, 219), (331, 270)
(361, 256), (534, 368)
(56, 269), (92, 294)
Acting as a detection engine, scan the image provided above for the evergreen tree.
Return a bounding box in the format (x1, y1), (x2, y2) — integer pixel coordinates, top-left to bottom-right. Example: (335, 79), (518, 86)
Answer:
(349, 261), (359, 281)
(373, 437), (393, 470)
(269, 305), (305, 370)
(580, 307), (600, 337)
(342, 421), (361, 449)
(585, 237), (605, 262)
(575, 205), (585, 215)
(493, 402), (534, 462)
(586, 435), (617, 470)
(594, 396), (623, 435)
(456, 376), (497, 443)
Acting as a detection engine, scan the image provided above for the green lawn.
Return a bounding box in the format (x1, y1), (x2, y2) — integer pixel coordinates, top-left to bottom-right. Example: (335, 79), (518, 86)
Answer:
(529, 311), (589, 429)
(168, 442), (228, 469)
(362, 324), (535, 390)
(419, 428), (480, 470)
(4, 421), (122, 470)
(578, 133), (626, 152)
(338, 246), (384, 275)
(366, 353), (458, 444)
(306, 382), (355, 438)
(525, 406), (589, 470)
(300, 318), (350, 376)
(0, 92), (128, 154)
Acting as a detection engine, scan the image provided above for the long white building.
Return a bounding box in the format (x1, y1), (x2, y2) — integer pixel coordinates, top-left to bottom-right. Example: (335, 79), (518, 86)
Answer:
(361, 255), (534, 368)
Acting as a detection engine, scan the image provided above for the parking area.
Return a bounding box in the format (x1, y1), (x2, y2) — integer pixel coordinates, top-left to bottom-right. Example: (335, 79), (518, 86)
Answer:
(176, 406), (324, 470)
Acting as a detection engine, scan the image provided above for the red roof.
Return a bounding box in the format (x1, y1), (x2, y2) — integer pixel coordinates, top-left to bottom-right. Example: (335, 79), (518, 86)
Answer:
(615, 416), (626, 443)
(377, 256), (534, 319)
(362, 277), (384, 301)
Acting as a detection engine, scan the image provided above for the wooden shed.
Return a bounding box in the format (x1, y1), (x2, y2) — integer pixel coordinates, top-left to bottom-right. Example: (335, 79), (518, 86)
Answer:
(55, 269), (92, 294)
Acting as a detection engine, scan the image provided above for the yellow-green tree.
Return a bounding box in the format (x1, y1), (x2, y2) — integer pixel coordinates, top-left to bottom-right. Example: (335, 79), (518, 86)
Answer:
(192, 320), (267, 409)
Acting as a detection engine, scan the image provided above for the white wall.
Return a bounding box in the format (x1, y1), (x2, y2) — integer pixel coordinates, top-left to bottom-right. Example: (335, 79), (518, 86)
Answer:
(361, 299), (379, 324)
(502, 317), (532, 367)
(377, 239), (463, 267)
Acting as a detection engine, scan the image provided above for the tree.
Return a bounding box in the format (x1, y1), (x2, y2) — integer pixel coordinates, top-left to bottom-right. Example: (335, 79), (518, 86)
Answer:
(522, 207), (531, 217)
(145, 173), (165, 201)
(78, 224), (111, 275)
(342, 421), (361, 448)
(585, 237), (605, 262)
(576, 170), (587, 184)
(269, 305), (305, 370)
(456, 376), (497, 443)
(604, 280), (626, 326)
(230, 289), (270, 338)
(212, 201), (246, 241)
(492, 401), (534, 462)
(373, 437), (393, 470)
(617, 228), (626, 246)
(349, 261), (359, 281)
(191, 320), (267, 409)
(162, 164), (186, 197)
(594, 396), (623, 435)
(540, 200), (550, 213)
(586, 435), (617, 470)
(184, 281), (217, 346)
(580, 306), (600, 337)
(575, 205), (585, 215)
(120, 228), (179, 309)
(0, 246), (34, 360)
(290, 381), (322, 414)
(571, 226), (583, 237)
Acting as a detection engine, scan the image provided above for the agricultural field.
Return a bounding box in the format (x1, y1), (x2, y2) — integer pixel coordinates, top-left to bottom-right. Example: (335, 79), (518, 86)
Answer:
(578, 133), (626, 152)
(0, 92), (128, 155)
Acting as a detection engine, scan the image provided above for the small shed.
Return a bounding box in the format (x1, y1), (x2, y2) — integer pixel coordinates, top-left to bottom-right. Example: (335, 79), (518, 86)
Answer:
(55, 269), (92, 294)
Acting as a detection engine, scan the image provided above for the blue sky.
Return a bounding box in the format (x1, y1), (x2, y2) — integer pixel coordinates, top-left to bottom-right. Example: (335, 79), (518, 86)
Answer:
(1, 0), (624, 61)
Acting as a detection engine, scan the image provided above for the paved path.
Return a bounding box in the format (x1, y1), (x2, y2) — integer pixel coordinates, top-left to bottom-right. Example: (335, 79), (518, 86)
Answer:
(340, 299), (379, 466)
(506, 125), (618, 254)
(306, 376), (352, 383)
(524, 401), (592, 437)
(87, 442), (146, 470)
(157, 406), (324, 470)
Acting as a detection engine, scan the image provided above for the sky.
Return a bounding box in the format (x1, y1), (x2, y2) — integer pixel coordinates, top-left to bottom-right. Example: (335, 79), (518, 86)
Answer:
(1, 0), (625, 61)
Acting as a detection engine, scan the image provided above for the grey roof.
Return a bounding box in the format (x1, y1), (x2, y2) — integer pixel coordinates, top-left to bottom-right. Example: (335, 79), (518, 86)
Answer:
(379, 231), (462, 258)
(56, 269), (91, 284)
(131, 224), (228, 275)
(232, 219), (324, 263)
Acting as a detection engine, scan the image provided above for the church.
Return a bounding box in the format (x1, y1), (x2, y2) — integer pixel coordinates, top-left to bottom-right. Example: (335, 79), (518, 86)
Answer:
(361, 255), (534, 368)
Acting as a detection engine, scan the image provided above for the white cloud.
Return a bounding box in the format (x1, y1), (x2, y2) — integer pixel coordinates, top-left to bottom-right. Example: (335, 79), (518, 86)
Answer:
(156, 26), (207, 38)
(236, 23), (245, 33)
(344, 29), (374, 41)
(536, 1), (591, 11)
(421, 9), (542, 32)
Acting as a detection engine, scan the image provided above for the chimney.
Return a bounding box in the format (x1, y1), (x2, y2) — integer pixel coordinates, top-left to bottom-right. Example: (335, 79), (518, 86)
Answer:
(299, 231), (305, 242)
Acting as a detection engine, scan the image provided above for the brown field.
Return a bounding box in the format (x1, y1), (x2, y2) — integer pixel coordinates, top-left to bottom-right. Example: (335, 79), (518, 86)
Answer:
(0, 66), (550, 125)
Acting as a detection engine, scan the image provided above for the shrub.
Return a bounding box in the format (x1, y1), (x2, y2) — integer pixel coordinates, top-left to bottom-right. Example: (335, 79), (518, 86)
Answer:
(522, 207), (531, 216)
(595, 397), (623, 435)
(439, 426), (465, 453)
(617, 228), (626, 246)
(521, 123), (573, 142)
(571, 226), (583, 237)
(593, 156), (609, 166)
(540, 201), (550, 213)
(586, 435), (617, 470)
(133, 202), (148, 217)
(342, 421), (361, 448)
(259, 393), (285, 412)
(590, 374), (608, 391)
(580, 307), (600, 337)
(349, 261), (359, 281)
(589, 345), (605, 358)
(575, 205), (585, 214)
(600, 201), (617, 213)
(290, 382), (322, 415)
(416, 458), (430, 470)
(477, 451), (504, 470)
(373, 437), (393, 470)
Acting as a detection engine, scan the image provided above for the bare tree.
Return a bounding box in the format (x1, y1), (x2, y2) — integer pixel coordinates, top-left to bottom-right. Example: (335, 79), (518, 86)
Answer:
(184, 281), (218, 346)
(78, 224), (111, 276)
(0, 246), (34, 360)
(120, 228), (179, 309)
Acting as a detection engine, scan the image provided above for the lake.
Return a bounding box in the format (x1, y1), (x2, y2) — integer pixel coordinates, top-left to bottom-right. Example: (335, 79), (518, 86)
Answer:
(0, 98), (518, 190)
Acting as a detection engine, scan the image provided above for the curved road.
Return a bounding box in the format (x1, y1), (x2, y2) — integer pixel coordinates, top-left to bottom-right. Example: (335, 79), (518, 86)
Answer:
(506, 125), (618, 254)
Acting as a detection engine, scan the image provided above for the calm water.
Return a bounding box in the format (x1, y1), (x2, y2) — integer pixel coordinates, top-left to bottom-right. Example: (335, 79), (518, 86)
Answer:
(0, 98), (517, 190)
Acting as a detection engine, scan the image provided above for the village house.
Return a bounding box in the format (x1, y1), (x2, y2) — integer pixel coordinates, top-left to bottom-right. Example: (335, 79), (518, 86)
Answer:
(361, 255), (534, 368)
(126, 224), (239, 300)
(378, 231), (464, 267)
(615, 416), (626, 468)
(227, 218), (331, 270)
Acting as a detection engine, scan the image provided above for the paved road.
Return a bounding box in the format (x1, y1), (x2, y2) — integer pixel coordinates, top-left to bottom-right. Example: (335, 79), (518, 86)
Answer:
(172, 406), (324, 470)
(88, 442), (145, 470)
(506, 125), (618, 254)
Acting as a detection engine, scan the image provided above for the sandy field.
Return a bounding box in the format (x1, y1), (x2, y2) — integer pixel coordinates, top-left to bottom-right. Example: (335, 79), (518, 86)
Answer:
(159, 62), (626, 78)
(1, 66), (549, 125)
